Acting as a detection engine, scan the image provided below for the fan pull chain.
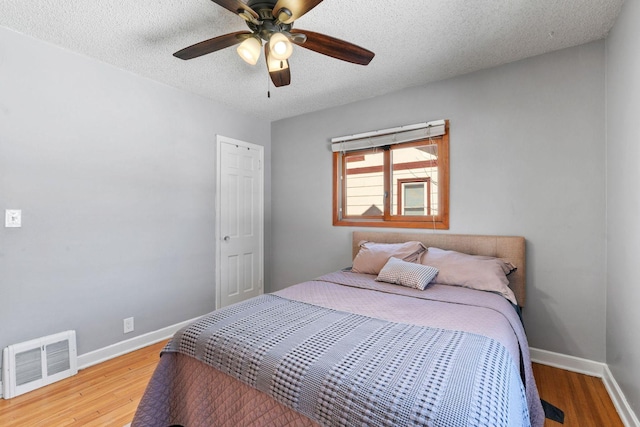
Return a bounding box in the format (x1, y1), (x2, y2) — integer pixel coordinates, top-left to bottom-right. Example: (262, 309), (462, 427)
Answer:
(267, 73), (271, 98)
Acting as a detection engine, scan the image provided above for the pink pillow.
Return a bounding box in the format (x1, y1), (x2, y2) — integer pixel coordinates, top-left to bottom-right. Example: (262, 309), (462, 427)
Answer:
(421, 247), (517, 304)
(352, 241), (426, 275)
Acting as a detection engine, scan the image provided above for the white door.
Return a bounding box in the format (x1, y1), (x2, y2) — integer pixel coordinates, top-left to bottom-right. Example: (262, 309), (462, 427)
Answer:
(216, 135), (264, 309)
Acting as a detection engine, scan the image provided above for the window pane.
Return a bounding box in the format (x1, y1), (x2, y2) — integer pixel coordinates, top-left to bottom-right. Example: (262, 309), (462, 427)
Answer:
(344, 150), (384, 216)
(403, 183), (425, 215)
(391, 144), (438, 216)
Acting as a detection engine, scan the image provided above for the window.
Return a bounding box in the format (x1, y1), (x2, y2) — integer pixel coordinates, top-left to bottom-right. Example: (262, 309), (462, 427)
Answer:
(333, 121), (449, 229)
(398, 178), (430, 216)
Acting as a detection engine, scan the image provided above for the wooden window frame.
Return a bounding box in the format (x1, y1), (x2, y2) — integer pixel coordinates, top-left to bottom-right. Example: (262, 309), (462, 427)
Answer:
(333, 121), (449, 229)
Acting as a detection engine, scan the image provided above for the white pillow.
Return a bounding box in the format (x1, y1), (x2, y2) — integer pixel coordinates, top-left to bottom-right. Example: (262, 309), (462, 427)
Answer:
(376, 257), (439, 290)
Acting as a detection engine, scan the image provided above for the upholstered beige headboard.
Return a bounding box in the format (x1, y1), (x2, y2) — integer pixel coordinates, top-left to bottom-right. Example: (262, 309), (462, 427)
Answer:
(352, 231), (527, 307)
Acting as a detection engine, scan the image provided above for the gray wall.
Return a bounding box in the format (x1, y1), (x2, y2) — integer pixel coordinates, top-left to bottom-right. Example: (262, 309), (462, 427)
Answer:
(606, 0), (640, 416)
(0, 27), (271, 358)
(271, 41), (607, 362)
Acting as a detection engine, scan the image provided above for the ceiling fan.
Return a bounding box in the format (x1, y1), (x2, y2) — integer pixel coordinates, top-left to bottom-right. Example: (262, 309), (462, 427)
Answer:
(173, 0), (375, 88)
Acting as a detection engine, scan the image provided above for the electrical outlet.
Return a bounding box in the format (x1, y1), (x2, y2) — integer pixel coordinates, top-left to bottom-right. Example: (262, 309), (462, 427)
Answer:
(123, 317), (134, 334)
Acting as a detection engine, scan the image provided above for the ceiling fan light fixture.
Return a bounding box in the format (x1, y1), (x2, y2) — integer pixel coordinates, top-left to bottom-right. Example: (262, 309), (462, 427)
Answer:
(269, 32), (293, 60)
(174, 0), (376, 88)
(267, 54), (289, 72)
(236, 37), (262, 65)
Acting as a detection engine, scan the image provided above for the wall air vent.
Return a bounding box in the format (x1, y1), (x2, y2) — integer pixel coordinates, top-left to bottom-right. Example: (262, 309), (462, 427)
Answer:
(2, 330), (77, 399)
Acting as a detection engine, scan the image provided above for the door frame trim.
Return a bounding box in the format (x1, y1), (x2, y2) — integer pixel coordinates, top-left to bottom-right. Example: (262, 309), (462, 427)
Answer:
(215, 135), (264, 309)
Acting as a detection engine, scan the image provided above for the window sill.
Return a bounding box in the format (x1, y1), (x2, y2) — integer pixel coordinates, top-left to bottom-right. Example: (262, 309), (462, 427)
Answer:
(333, 218), (449, 229)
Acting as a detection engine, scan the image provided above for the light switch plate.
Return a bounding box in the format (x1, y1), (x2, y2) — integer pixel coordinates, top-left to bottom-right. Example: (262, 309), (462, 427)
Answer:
(5, 210), (22, 227)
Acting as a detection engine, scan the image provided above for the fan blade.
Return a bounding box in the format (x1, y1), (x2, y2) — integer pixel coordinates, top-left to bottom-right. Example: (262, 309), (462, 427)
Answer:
(272, 0), (323, 23)
(210, 0), (259, 20)
(290, 29), (374, 65)
(265, 44), (291, 87)
(269, 61), (291, 87)
(174, 31), (252, 60)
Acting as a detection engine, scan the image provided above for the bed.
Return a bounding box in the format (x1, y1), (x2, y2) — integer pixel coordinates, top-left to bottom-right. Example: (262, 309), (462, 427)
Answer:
(132, 231), (544, 427)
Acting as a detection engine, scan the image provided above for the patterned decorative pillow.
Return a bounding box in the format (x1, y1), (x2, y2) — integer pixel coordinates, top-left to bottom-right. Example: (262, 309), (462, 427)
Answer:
(376, 257), (439, 290)
(352, 241), (426, 275)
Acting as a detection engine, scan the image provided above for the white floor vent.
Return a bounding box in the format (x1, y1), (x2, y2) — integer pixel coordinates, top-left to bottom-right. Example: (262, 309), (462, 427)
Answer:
(2, 330), (77, 399)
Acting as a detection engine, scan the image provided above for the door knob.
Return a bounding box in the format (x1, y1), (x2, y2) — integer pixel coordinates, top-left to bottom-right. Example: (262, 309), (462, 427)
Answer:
(223, 235), (231, 242)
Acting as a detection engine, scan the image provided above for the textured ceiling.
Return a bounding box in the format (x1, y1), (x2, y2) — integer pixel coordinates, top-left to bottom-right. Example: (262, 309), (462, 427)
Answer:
(0, 0), (624, 121)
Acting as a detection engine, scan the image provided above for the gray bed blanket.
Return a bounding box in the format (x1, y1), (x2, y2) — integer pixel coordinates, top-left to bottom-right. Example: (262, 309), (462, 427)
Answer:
(277, 270), (545, 427)
(164, 291), (533, 426)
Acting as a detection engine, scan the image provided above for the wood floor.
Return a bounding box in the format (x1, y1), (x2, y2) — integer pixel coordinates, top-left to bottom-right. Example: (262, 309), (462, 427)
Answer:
(0, 341), (625, 427)
(0, 340), (167, 427)
(533, 363), (624, 427)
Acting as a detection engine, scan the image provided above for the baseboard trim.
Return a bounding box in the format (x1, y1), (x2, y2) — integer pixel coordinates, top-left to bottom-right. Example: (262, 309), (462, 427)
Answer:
(530, 347), (606, 377)
(603, 365), (640, 427)
(531, 347), (639, 427)
(77, 317), (200, 370)
(0, 381), (3, 399)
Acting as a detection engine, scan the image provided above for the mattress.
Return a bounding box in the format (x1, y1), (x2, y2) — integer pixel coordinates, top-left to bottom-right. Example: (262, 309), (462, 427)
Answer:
(132, 270), (544, 427)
